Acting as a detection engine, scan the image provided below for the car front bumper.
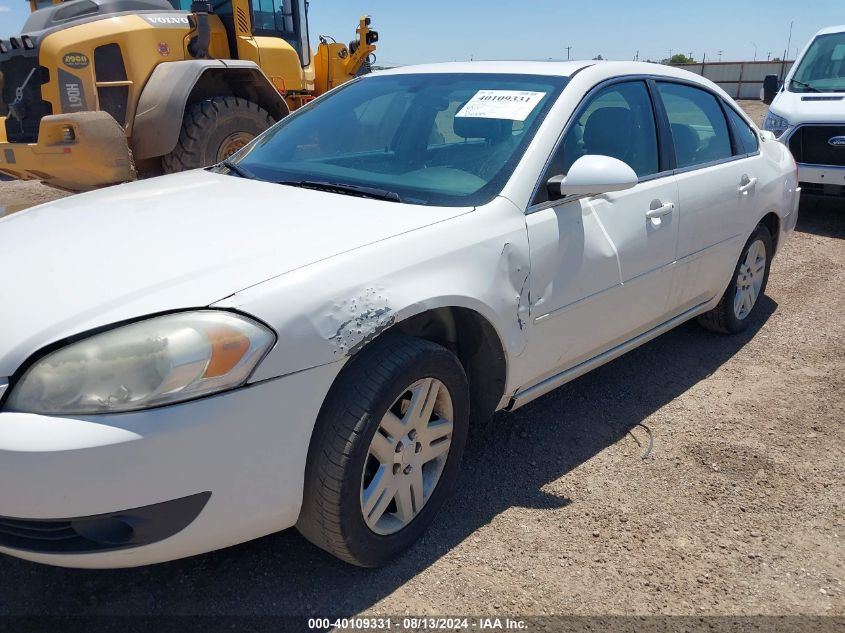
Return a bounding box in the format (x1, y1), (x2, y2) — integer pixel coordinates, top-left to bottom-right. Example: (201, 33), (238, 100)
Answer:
(796, 163), (845, 197)
(0, 361), (343, 568)
(0, 111), (134, 191)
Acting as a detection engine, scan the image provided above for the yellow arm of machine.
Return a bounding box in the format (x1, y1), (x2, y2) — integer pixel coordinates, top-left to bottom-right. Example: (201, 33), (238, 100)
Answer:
(312, 16), (378, 95)
(222, 0), (376, 100)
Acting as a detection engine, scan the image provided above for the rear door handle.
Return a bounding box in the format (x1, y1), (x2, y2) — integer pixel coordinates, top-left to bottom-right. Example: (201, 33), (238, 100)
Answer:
(646, 202), (675, 219)
(738, 176), (758, 195)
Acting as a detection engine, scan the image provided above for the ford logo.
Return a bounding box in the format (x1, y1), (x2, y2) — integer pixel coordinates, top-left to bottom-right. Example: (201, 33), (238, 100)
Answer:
(829, 136), (845, 147)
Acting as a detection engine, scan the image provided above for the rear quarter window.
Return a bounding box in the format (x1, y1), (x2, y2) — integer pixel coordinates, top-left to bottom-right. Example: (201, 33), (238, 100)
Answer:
(724, 105), (760, 155)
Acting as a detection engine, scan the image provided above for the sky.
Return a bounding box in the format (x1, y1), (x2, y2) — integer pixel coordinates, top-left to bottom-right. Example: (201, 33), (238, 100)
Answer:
(0, 0), (842, 64)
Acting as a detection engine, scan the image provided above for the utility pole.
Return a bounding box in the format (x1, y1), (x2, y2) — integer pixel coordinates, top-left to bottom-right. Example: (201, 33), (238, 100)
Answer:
(786, 20), (794, 60)
(767, 51), (771, 61)
(718, 50), (723, 61)
(565, 46), (572, 60)
(634, 50), (639, 61)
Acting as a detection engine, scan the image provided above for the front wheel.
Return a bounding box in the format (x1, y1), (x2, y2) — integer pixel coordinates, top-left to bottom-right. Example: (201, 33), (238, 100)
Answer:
(697, 223), (773, 334)
(161, 96), (275, 173)
(297, 334), (469, 567)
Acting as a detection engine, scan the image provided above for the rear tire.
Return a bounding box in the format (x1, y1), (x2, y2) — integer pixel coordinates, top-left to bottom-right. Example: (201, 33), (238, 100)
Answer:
(297, 333), (470, 567)
(161, 96), (274, 173)
(697, 223), (773, 334)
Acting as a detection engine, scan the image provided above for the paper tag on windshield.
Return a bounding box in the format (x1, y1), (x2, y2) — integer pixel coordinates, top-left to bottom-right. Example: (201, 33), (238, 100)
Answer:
(455, 90), (546, 121)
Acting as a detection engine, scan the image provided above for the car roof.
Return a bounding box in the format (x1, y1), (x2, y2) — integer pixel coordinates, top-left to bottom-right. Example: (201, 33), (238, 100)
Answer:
(815, 24), (845, 36)
(375, 61), (594, 77)
(373, 60), (723, 92)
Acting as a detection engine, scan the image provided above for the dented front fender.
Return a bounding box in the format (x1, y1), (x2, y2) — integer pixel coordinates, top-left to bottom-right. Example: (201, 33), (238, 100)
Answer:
(215, 197), (531, 394)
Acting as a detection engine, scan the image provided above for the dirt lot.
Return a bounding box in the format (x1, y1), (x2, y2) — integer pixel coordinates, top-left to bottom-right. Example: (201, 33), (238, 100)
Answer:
(738, 100), (769, 127)
(0, 101), (842, 622)
(0, 179), (69, 213)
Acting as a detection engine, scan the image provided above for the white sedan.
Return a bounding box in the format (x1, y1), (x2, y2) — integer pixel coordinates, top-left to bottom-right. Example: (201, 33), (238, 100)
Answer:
(0, 61), (799, 568)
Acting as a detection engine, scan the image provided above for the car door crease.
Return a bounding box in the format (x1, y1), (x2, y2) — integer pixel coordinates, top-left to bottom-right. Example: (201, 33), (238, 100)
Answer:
(587, 198), (624, 283)
(678, 232), (744, 263)
(534, 280), (621, 323)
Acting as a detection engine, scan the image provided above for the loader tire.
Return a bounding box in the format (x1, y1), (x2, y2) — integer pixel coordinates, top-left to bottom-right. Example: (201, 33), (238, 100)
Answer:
(161, 96), (275, 173)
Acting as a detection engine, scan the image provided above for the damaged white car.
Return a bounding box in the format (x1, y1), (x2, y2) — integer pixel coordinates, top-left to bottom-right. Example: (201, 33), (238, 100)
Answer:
(0, 61), (799, 568)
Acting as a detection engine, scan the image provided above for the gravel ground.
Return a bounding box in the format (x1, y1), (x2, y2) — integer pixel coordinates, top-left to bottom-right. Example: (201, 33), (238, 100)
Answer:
(737, 100), (769, 127)
(0, 179), (68, 214)
(0, 101), (842, 621)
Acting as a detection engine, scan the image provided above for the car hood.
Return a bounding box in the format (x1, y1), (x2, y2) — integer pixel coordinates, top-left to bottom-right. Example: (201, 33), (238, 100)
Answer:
(0, 170), (471, 377)
(770, 89), (845, 123)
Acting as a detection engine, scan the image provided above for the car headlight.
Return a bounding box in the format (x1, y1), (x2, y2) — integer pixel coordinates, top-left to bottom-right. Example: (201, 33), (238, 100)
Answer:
(763, 112), (790, 138)
(6, 311), (275, 415)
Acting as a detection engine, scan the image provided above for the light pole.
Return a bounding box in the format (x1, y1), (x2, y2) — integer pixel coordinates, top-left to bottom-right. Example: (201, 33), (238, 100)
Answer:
(750, 41), (758, 62)
(786, 21), (794, 60)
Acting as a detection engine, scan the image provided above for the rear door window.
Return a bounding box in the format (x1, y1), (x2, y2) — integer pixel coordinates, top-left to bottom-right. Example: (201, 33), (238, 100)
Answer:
(657, 82), (733, 169)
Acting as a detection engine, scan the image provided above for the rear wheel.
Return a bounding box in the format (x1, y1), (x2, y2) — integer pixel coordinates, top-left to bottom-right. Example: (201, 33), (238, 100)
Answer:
(697, 223), (773, 334)
(297, 334), (470, 567)
(161, 96), (274, 173)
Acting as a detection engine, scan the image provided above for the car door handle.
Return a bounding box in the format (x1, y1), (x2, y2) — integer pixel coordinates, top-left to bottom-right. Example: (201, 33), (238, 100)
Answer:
(646, 202), (675, 219)
(738, 176), (758, 195)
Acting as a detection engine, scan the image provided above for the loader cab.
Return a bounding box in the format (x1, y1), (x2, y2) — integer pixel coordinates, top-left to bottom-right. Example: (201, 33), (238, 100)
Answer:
(251, 0), (311, 66)
(169, 0), (310, 66)
(28, 0), (63, 11)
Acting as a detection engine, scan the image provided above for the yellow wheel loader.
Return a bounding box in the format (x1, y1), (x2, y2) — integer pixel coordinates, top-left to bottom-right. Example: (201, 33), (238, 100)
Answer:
(0, 0), (377, 190)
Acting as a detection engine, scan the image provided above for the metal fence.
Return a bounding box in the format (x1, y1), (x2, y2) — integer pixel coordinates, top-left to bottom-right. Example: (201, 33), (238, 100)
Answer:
(670, 61), (795, 99)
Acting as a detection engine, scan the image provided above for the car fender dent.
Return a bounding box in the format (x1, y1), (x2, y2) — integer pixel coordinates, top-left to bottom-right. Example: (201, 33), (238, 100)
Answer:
(500, 241), (531, 334)
(315, 286), (397, 357)
(234, 289), (517, 385)
(218, 198), (531, 388)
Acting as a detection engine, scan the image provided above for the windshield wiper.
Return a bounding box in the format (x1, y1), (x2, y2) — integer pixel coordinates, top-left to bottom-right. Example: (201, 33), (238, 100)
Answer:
(278, 180), (401, 202)
(220, 159), (259, 180)
(791, 79), (820, 92)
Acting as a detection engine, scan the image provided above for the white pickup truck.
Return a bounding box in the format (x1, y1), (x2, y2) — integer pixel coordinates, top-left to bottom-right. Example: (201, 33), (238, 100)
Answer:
(762, 25), (845, 200)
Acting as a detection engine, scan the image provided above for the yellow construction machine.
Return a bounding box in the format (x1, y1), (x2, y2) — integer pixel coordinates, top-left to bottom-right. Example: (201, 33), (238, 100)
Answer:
(0, 0), (377, 189)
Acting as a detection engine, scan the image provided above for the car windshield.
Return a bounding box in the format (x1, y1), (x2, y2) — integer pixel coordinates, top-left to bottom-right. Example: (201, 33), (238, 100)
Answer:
(789, 31), (845, 93)
(225, 73), (568, 206)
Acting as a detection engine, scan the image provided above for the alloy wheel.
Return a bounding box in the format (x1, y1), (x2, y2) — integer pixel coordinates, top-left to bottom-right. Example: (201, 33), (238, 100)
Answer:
(360, 378), (454, 535)
(733, 238), (767, 320)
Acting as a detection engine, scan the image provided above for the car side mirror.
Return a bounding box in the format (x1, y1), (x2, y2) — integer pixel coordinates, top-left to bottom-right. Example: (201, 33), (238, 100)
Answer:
(547, 155), (638, 199)
(762, 74), (780, 105)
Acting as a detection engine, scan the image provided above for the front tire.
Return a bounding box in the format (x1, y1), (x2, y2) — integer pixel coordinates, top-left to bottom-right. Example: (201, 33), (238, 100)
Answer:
(297, 334), (470, 567)
(161, 96), (275, 173)
(698, 223), (773, 334)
